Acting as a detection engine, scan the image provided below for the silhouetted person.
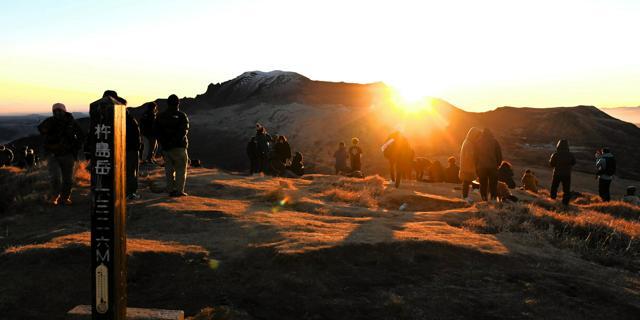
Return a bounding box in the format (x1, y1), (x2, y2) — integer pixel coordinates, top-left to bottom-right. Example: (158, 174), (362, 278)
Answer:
(595, 148), (615, 202)
(392, 135), (413, 188)
(15, 146), (29, 168)
(382, 132), (399, 182)
(474, 128), (502, 201)
(255, 124), (272, 173)
(286, 151), (305, 177)
(38, 103), (86, 205)
(428, 160), (444, 183)
(25, 148), (37, 171)
(0, 145), (13, 167)
(140, 102), (158, 163)
(497, 181), (518, 203)
(156, 94), (190, 197)
(497, 161), (516, 189)
(246, 137), (259, 175)
(413, 158), (430, 181)
(349, 137), (363, 172)
(444, 157), (461, 183)
(521, 169), (539, 193)
(274, 135), (292, 168)
(126, 108), (142, 200)
(622, 186), (640, 206)
(459, 127), (481, 202)
(333, 142), (349, 175)
(549, 139), (575, 206)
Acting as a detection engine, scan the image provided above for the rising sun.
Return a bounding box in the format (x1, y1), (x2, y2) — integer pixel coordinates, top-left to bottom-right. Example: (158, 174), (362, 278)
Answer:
(389, 83), (435, 114)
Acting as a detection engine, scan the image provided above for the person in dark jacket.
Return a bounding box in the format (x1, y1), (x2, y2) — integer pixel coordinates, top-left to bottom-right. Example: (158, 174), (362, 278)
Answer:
(25, 148), (37, 171)
(413, 158), (430, 181)
(595, 148), (615, 202)
(38, 103), (86, 205)
(474, 128), (502, 201)
(444, 156), (461, 183)
(155, 94), (190, 197)
(126, 108), (142, 200)
(428, 160), (444, 182)
(0, 145), (13, 167)
(255, 124), (272, 173)
(271, 135), (292, 176)
(246, 137), (259, 175)
(391, 135), (413, 188)
(333, 142), (349, 175)
(349, 137), (363, 173)
(497, 161), (516, 189)
(139, 102), (158, 163)
(286, 152), (305, 177)
(549, 139), (576, 205)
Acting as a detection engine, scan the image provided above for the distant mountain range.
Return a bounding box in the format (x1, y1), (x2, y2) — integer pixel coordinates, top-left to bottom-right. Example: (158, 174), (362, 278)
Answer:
(5, 71), (640, 179)
(601, 107), (640, 127)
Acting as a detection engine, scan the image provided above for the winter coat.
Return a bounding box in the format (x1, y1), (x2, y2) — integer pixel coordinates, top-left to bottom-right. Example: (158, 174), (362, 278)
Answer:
(521, 172), (539, 193)
(37, 112), (86, 157)
(126, 111), (142, 152)
(474, 129), (502, 171)
(139, 110), (156, 138)
(596, 153), (615, 180)
(334, 146), (348, 171)
(246, 139), (258, 160)
(549, 139), (575, 177)
(255, 132), (271, 156)
(497, 166), (516, 188)
(274, 141), (292, 162)
(459, 127), (481, 181)
(155, 109), (189, 150)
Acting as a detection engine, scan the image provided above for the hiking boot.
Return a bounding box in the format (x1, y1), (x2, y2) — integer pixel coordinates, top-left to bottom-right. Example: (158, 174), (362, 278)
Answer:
(51, 195), (61, 206)
(62, 197), (73, 206)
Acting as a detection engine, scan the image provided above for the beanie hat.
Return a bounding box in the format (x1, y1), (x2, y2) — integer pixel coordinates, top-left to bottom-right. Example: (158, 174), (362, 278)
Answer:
(52, 103), (67, 112)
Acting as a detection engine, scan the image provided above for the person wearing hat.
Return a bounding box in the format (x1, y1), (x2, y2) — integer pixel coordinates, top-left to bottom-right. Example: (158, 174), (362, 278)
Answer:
(0, 145), (14, 167)
(622, 186), (640, 206)
(38, 102), (86, 205)
(155, 94), (190, 197)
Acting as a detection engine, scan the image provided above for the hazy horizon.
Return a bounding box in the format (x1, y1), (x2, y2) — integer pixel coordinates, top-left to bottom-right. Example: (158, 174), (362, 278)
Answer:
(1, 0), (639, 114)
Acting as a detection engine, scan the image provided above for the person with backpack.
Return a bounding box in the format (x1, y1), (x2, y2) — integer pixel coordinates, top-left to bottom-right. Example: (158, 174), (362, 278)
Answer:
(349, 137), (363, 173)
(126, 108), (142, 200)
(474, 128), (502, 201)
(0, 145), (13, 167)
(549, 139), (576, 206)
(459, 127), (481, 202)
(333, 142), (349, 175)
(255, 124), (272, 173)
(38, 103), (86, 205)
(596, 148), (615, 202)
(155, 94), (190, 197)
(139, 102), (158, 163)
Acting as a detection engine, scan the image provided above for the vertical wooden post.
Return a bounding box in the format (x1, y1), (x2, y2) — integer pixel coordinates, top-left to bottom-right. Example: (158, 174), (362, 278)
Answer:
(89, 96), (127, 320)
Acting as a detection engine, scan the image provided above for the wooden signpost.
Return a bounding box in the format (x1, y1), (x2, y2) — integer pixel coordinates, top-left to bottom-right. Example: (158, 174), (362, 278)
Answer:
(89, 96), (127, 320)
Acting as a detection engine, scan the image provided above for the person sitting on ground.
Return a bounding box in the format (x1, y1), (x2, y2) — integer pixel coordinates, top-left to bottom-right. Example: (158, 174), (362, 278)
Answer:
(271, 135), (292, 176)
(349, 137), (363, 173)
(444, 156), (461, 183)
(497, 181), (518, 203)
(521, 169), (539, 193)
(497, 161), (516, 189)
(413, 157), (430, 181)
(622, 186), (640, 206)
(285, 151), (305, 177)
(0, 145), (13, 167)
(428, 160), (444, 182)
(246, 137), (259, 175)
(333, 142), (349, 175)
(155, 94), (190, 197)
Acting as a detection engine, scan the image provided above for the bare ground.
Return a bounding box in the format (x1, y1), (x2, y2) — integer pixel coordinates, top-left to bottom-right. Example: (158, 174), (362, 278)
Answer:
(0, 166), (639, 319)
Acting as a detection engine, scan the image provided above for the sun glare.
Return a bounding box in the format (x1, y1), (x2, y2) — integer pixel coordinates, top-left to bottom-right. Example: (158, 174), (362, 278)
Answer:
(389, 84), (435, 114)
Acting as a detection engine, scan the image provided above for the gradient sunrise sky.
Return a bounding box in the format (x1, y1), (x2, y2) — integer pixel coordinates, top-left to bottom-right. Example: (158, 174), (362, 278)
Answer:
(1, 0), (638, 114)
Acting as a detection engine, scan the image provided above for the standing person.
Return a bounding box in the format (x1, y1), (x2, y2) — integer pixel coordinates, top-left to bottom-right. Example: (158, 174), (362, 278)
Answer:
(255, 124), (272, 173)
(549, 139), (576, 206)
(126, 108), (142, 200)
(0, 145), (13, 167)
(497, 161), (516, 189)
(382, 131), (399, 183)
(272, 135), (292, 176)
(444, 156), (461, 183)
(349, 137), (363, 173)
(139, 102), (158, 163)
(393, 136), (413, 188)
(459, 127), (481, 202)
(521, 169), (539, 193)
(155, 94), (190, 197)
(333, 142), (349, 175)
(474, 128), (502, 201)
(246, 137), (259, 175)
(38, 103), (86, 205)
(595, 148), (615, 202)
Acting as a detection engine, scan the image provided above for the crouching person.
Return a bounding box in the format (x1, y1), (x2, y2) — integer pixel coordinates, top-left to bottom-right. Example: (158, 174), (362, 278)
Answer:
(497, 181), (518, 203)
(156, 94), (190, 197)
(38, 103), (86, 205)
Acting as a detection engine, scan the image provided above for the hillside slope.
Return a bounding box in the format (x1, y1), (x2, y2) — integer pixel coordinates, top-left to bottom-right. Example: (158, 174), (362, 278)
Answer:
(1, 165), (639, 319)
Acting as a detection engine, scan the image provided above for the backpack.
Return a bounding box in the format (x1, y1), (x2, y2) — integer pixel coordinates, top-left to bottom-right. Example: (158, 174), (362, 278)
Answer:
(604, 156), (616, 176)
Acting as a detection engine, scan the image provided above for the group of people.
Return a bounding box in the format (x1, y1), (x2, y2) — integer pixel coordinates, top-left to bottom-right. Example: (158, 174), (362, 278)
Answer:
(246, 124), (304, 177)
(37, 91), (192, 206)
(333, 138), (363, 177)
(0, 144), (38, 170)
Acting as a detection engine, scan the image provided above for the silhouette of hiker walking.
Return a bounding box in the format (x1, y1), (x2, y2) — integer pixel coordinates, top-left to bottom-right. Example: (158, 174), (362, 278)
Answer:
(156, 94), (190, 197)
(38, 103), (86, 205)
(549, 139), (576, 206)
(474, 128), (502, 201)
(595, 148), (615, 202)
